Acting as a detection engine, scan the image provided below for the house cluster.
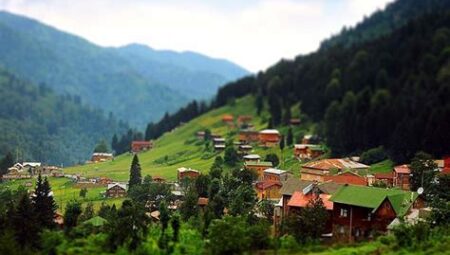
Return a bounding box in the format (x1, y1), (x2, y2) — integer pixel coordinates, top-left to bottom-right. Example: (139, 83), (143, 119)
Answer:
(2, 162), (62, 180)
(88, 141), (153, 164)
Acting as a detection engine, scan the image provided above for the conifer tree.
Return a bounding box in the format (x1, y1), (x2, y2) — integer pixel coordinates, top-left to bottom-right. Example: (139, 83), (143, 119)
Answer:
(13, 194), (38, 248)
(129, 154), (142, 188)
(33, 174), (57, 229)
(286, 128), (294, 146)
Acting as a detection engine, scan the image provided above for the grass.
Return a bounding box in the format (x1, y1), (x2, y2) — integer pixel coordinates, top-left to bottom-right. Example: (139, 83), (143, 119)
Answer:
(64, 96), (312, 182)
(369, 159), (394, 174)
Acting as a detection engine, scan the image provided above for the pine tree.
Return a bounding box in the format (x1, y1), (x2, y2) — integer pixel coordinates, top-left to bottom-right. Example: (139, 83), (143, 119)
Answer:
(129, 154), (142, 188)
(0, 152), (14, 176)
(33, 174), (57, 229)
(286, 128), (294, 146)
(13, 194), (39, 248)
(111, 134), (118, 153)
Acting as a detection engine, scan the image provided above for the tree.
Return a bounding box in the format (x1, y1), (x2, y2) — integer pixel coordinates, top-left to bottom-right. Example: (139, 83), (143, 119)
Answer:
(257, 199), (275, 222)
(128, 154), (142, 188)
(195, 175), (210, 197)
(79, 187), (88, 198)
(229, 185), (257, 216)
(409, 152), (437, 194)
(94, 140), (109, 153)
(171, 214), (181, 242)
(180, 188), (199, 221)
(79, 202), (94, 222)
(12, 193), (39, 248)
(159, 201), (170, 232)
(111, 134), (119, 153)
(64, 200), (82, 234)
(224, 146), (239, 166)
(265, 153), (279, 167)
(32, 174), (57, 229)
(255, 89), (264, 116)
(208, 216), (250, 255)
(0, 152), (14, 176)
(286, 128), (293, 146)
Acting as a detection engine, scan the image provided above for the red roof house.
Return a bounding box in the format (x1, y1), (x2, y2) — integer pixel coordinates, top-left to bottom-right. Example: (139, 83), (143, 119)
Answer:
(323, 171), (367, 186)
(131, 141), (153, 153)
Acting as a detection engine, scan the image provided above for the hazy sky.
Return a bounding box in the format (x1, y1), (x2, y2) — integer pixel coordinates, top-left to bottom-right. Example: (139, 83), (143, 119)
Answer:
(0, 0), (393, 72)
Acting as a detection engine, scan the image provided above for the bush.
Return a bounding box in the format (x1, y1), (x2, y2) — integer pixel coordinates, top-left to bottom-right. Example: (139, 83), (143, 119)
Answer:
(360, 146), (387, 164)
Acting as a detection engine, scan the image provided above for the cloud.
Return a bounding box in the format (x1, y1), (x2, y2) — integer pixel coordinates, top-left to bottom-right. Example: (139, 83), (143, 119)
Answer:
(0, 0), (393, 72)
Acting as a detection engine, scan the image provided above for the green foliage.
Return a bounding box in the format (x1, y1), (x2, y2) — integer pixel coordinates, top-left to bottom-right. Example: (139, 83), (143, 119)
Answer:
(265, 153), (279, 168)
(223, 146), (239, 166)
(208, 216), (250, 255)
(64, 200), (82, 234)
(79, 202), (94, 222)
(409, 151), (437, 194)
(79, 187), (88, 198)
(93, 140), (109, 153)
(129, 154), (142, 189)
(32, 174), (57, 229)
(180, 188), (199, 221)
(0, 152), (14, 176)
(360, 146), (388, 165)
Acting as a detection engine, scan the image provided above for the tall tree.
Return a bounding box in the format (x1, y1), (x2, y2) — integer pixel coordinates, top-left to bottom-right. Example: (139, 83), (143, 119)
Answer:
(0, 152), (14, 176)
(180, 188), (199, 221)
(12, 194), (39, 248)
(64, 200), (82, 234)
(409, 152), (437, 194)
(32, 174), (57, 229)
(128, 154), (142, 188)
(286, 128), (294, 146)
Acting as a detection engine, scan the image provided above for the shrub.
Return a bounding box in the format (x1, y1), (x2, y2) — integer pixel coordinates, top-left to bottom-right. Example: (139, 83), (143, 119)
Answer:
(360, 146), (387, 164)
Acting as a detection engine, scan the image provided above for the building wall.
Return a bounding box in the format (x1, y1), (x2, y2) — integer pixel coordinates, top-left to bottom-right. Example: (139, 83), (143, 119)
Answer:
(300, 171), (325, 182)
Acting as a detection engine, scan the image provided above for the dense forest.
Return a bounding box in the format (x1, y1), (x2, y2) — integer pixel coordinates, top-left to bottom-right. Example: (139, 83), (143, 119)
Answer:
(0, 68), (128, 166)
(144, 1), (450, 163)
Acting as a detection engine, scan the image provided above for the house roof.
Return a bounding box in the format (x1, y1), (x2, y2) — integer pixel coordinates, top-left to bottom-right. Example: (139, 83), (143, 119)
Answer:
(288, 191), (333, 210)
(394, 164), (411, 174)
(317, 181), (344, 195)
(244, 154), (260, 160)
(177, 167), (200, 173)
(330, 185), (418, 217)
(302, 158), (369, 171)
(259, 129), (280, 135)
(239, 145), (252, 149)
(255, 181), (282, 190)
(23, 162), (41, 167)
(280, 177), (314, 196)
(245, 161), (273, 167)
(264, 168), (287, 175)
(107, 183), (127, 190)
(323, 171), (367, 186)
(92, 153), (113, 157)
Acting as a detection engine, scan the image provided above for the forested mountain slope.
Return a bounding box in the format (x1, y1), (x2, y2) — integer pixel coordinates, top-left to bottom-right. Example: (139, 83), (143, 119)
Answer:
(0, 68), (128, 165)
(0, 11), (248, 127)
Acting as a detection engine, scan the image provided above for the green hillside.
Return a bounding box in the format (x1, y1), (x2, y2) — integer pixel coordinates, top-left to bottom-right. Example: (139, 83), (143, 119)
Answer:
(64, 96), (314, 181)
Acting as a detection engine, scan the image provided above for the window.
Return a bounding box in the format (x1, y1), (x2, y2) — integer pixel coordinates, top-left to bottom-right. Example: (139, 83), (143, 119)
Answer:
(340, 208), (348, 217)
(367, 213), (372, 221)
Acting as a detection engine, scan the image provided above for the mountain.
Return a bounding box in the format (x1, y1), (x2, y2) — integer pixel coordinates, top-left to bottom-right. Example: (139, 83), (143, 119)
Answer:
(145, 1), (450, 163)
(116, 44), (249, 99)
(0, 11), (249, 127)
(0, 68), (128, 166)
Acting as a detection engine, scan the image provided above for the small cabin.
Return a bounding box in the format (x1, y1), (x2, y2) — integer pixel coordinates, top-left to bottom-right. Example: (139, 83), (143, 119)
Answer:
(264, 168), (290, 182)
(222, 114), (234, 124)
(243, 154), (261, 163)
(300, 158), (369, 182)
(131, 141), (153, 153)
(255, 181), (283, 200)
(106, 183), (127, 198)
(259, 129), (281, 147)
(177, 167), (200, 182)
(91, 153), (113, 163)
(294, 144), (324, 160)
(393, 165), (410, 190)
(244, 161), (273, 181)
(239, 130), (259, 143)
(238, 144), (253, 154)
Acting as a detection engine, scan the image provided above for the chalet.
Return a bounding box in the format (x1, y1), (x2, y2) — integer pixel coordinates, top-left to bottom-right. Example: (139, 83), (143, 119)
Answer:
(289, 118), (301, 125)
(237, 115), (252, 125)
(152, 176), (167, 183)
(212, 137), (225, 145)
(244, 161), (273, 181)
(255, 181), (282, 200)
(330, 185), (424, 242)
(131, 141), (153, 153)
(243, 154), (261, 163)
(374, 173), (394, 187)
(222, 114), (234, 124)
(259, 129), (281, 147)
(177, 167), (200, 182)
(300, 159), (369, 182)
(106, 183), (127, 198)
(91, 153), (113, 163)
(196, 131), (205, 140)
(238, 144), (253, 154)
(302, 134), (313, 144)
(294, 144), (324, 160)
(238, 130), (259, 143)
(323, 171), (368, 186)
(214, 144), (225, 152)
(264, 168), (290, 182)
(198, 197), (209, 212)
(393, 165), (410, 190)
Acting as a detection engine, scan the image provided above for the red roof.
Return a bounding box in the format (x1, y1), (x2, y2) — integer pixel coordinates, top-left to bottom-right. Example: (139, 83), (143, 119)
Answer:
(132, 141), (151, 146)
(323, 171), (367, 186)
(302, 158), (369, 171)
(287, 191), (333, 210)
(374, 172), (394, 179)
(255, 181), (282, 190)
(394, 164), (410, 174)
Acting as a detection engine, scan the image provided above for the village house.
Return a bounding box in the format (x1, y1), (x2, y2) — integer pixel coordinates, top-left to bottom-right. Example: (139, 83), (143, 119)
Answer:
(222, 114), (234, 124)
(152, 176), (167, 183)
(106, 183), (127, 198)
(277, 177), (315, 218)
(212, 137), (225, 145)
(238, 144), (253, 154)
(302, 134), (313, 144)
(131, 141), (153, 153)
(294, 144), (325, 160)
(393, 165), (411, 190)
(237, 115), (252, 125)
(330, 185), (424, 242)
(259, 129), (281, 147)
(177, 167), (200, 182)
(196, 131), (205, 140)
(97, 177), (113, 185)
(264, 168), (290, 182)
(323, 171), (368, 186)
(255, 181), (283, 200)
(91, 153), (113, 163)
(214, 144), (225, 152)
(238, 130), (260, 144)
(197, 197), (209, 212)
(374, 173), (394, 187)
(243, 154), (261, 163)
(244, 161), (273, 180)
(300, 158), (369, 182)
(441, 156), (450, 175)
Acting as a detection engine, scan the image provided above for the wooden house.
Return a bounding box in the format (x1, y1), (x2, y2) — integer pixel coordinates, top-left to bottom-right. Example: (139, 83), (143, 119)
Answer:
(442, 156), (450, 175)
(244, 161), (273, 181)
(243, 154), (261, 163)
(289, 118), (301, 125)
(237, 115), (252, 125)
(330, 185), (424, 242)
(302, 134), (313, 144)
(177, 167), (200, 182)
(106, 183), (127, 198)
(197, 197), (209, 212)
(300, 159), (369, 182)
(323, 171), (368, 186)
(264, 168), (290, 182)
(212, 137), (225, 145)
(152, 176), (167, 183)
(196, 131), (205, 140)
(393, 165), (410, 190)
(259, 129), (281, 147)
(374, 173), (394, 187)
(294, 144), (324, 160)
(214, 144), (226, 152)
(238, 130), (259, 143)
(222, 114), (234, 124)
(255, 181), (283, 200)
(131, 141), (153, 153)
(91, 153), (113, 163)
(238, 144), (252, 154)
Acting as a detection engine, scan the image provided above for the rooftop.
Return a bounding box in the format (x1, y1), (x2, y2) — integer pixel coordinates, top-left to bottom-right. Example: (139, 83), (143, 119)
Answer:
(288, 191), (333, 210)
(177, 167), (200, 173)
(302, 158), (369, 171)
(280, 177), (313, 195)
(259, 129), (280, 135)
(107, 183), (127, 190)
(244, 154), (261, 160)
(330, 185), (418, 217)
(245, 161), (273, 167)
(394, 164), (411, 174)
(264, 168), (287, 175)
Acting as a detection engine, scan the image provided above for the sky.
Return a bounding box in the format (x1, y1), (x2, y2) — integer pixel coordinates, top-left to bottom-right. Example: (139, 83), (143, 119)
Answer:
(0, 0), (393, 72)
